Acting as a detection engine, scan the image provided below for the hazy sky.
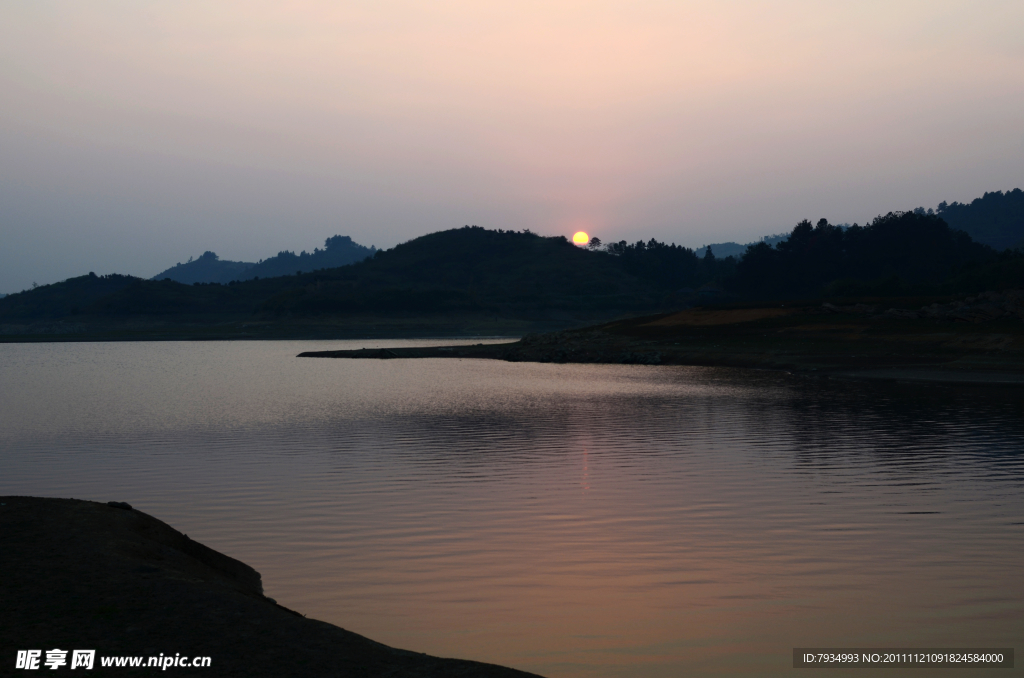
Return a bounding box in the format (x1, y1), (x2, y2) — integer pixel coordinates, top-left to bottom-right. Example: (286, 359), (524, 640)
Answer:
(2, 0), (1023, 291)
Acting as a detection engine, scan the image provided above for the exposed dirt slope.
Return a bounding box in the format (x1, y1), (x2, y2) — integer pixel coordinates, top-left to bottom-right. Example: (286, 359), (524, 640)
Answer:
(643, 307), (797, 326)
(299, 296), (1024, 383)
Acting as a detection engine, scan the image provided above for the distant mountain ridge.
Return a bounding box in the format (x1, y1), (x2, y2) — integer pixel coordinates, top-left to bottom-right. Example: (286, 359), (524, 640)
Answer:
(4, 213), (1018, 333)
(152, 252), (253, 285)
(694, 186), (1024, 258)
(153, 235), (375, 284)
(694, 233), (789, 259)
(3, 188), (1023, 336)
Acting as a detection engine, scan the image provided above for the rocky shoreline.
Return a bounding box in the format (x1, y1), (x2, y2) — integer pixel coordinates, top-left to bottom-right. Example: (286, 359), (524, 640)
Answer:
(299, 298), (1024, 383)
(816, 289), (1024, 322)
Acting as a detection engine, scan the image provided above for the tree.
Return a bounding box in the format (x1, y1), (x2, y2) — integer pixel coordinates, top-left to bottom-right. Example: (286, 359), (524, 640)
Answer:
(733, 211), (994, 297)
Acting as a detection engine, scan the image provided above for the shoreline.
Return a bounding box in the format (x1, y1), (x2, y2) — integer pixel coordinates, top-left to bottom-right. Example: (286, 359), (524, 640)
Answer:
(298, 306), (1024, 386)
(299, 344), (1024, 385)
(0, 496), (541, 677)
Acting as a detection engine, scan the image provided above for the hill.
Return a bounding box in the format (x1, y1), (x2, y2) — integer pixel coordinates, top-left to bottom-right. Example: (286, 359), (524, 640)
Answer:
(933, 188), (1024, 250)
(152, 235), (375, 284)
(256, 227), (657, 317)
(242, 235), (376, 280)
(694, 233), (788, 259)
(0, 228), (662, 338)
(732, 212), (1001, 298)
(692, 186), (1024, 263)
(3, 216), (1022, 341)
(0, 273), (140, 321)
(152, 251), (254, 285)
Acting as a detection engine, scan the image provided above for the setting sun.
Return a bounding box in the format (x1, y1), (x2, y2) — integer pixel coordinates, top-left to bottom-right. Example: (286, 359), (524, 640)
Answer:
(572, 231), (590, 245)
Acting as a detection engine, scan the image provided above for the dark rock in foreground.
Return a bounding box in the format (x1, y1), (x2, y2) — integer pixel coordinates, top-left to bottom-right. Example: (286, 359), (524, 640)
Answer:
(0, 496), (541, 677)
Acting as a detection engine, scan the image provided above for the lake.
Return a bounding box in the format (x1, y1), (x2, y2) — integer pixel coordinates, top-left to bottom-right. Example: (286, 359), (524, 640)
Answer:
(1, 340), (1021, 677)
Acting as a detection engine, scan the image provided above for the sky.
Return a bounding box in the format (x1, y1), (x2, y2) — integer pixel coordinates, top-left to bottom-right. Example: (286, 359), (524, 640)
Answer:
(1, 0), (1023, 292)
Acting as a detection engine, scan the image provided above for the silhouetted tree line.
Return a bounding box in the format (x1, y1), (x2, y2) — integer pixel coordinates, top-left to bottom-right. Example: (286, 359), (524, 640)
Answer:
(256, 226), (656, 316)
(246, 235), (376, 280)
(934, 188), (1024, 250)
(604, 239), (736, 290)
(0, 272), (140, 319)
(5, 213), (1024, 325)
(151, 235), (376, 285)
(732, 212), (997, 297)
(596, 210), (1020, 299)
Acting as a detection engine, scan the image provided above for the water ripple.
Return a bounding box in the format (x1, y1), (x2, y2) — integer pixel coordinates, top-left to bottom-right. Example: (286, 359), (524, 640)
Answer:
(1, 340), (1022, 678)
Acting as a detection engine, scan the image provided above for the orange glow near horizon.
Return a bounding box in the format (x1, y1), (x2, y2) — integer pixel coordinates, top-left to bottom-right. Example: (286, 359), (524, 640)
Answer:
(1, 1), (1022, 291)
(572, 231), (590, 245)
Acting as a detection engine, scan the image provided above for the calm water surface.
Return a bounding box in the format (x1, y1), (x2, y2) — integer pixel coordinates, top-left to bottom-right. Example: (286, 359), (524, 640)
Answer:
(1, 341), (1022, 677)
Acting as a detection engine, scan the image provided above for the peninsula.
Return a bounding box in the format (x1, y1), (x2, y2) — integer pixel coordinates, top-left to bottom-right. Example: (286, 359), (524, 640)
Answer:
(299, 292), (1024, 384)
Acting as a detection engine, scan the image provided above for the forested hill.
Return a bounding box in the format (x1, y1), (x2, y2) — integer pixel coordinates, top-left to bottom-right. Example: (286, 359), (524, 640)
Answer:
(732, 212), (1002, 298)
(256, 227), (660, 316)
(933, 188), (1024, 250)
(243, 235), (376, 280)
(0, 273), (141, 320)
(0, 229), (662, 323)
(2, 216), (1022, 331)
(152, 235), (376, 284)
(152, 252), (253, 285)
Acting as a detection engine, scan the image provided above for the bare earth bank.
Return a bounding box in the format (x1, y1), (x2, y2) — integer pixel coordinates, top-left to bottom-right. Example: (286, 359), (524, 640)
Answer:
(298, 301), (1024, 385)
